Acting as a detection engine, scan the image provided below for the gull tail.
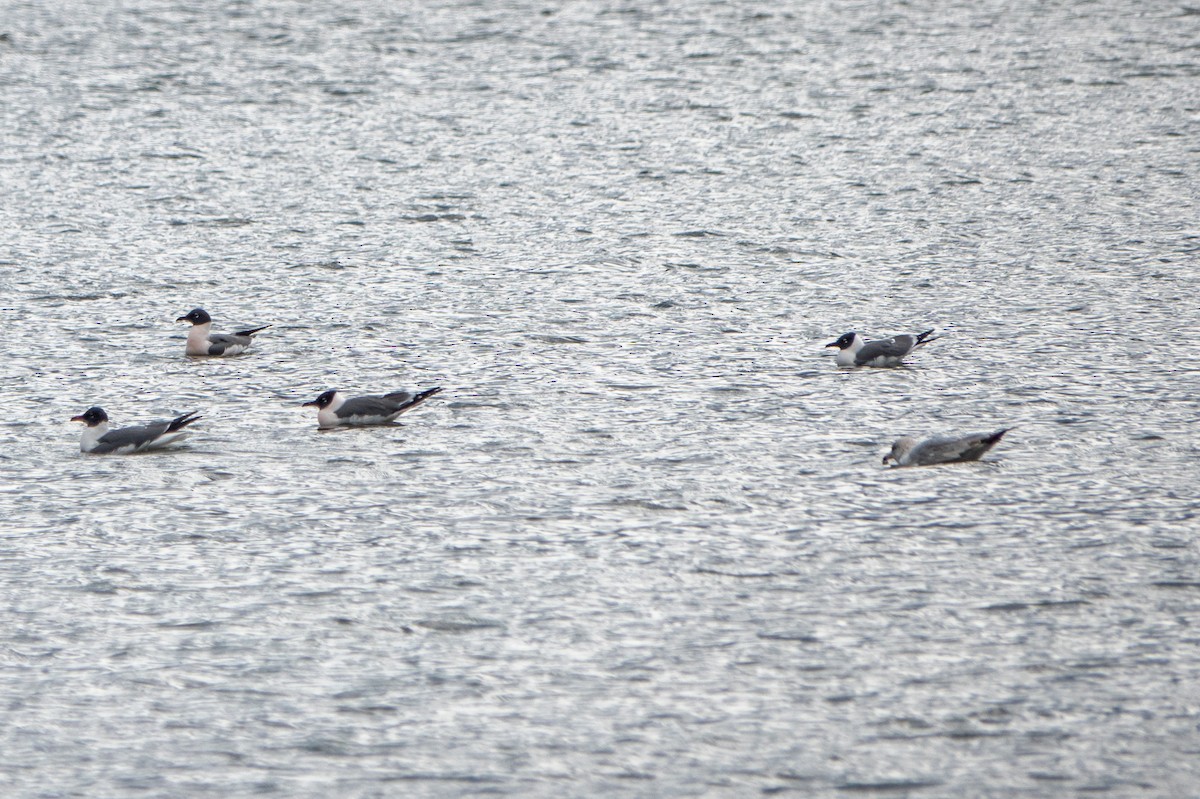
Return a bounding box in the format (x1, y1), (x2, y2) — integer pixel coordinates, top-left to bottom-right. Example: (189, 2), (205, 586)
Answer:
(235, 324), (272, 337)
(168, 411), (203, 432)
(411, 386), (444, 406)
(914, 329), (938, 347)
(963, 427), (1009, 461)
(983, 428), (1010, 446)
(392, 386), (443, 412)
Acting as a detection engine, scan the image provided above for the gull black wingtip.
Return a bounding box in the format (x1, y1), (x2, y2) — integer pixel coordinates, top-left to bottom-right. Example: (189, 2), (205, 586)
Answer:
(170, 411), (203, 431)
(985, 428), (1011, 445)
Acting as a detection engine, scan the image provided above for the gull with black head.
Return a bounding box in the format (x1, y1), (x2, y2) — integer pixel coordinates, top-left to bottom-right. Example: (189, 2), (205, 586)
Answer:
(71, 407), (202, 454)
(826, 329), (937, 367)
(176, 307), (270, 356)
(302, 386), (444, 429)
(883, 428), (1009, 467)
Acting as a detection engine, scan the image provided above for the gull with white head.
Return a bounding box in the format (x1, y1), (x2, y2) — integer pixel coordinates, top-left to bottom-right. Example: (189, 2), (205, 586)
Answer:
(883, 428), (1009, 467)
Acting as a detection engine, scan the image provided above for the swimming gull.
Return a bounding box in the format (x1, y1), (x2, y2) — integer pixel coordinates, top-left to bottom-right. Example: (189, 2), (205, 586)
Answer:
(883, 428), (1009, 467)
(176, 307), (270, 356)
(826, 329), (937, 367)
(71, 407), (202, 454)
(302, 387), (444, 429)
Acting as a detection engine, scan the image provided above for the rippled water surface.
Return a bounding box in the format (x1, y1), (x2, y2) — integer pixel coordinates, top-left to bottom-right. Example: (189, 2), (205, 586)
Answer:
(3, 0), (1199, 796)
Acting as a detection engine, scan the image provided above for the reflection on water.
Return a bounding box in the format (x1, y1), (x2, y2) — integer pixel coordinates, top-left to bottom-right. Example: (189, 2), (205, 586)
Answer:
(2, 0), (1199, 795)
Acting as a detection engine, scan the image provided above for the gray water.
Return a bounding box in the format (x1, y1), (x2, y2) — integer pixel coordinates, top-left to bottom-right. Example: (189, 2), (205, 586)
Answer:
(2, 0), (1199, 796)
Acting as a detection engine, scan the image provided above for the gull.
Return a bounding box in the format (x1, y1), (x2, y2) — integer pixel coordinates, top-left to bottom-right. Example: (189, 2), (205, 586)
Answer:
(71, 407), (202, 454)
(176, 308), (270, 356)
(302, 387), (443, 429)
(883, 428), (1009, 467)
(826, 329), (937, 367)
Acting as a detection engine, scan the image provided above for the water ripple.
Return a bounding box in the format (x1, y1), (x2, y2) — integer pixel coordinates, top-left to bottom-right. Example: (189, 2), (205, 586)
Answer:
(1, 0), (1198, 796)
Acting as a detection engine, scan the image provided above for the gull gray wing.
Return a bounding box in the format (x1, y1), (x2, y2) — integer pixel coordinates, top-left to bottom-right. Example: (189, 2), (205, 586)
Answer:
(386, 387), (443, 410)
(910, 429), (1008, 465)
(857, 335), (916, 363)
(92, 421), (172, 454)
(335, 395), (403, 419)
(382, 390), (419, 404)
(206, 333), (252, 356)
(336, 388), (443, 420)
(91, 411), (201, 453)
